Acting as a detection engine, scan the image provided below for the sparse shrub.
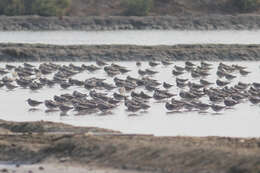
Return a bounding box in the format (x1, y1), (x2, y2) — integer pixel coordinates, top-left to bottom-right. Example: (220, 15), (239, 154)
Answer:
(3, 0), (24, 16)
(230, 0), (260, 12)
(32, 0), (57, 16)
(123, 0), (154, 16)
(0, 0), (71, 16)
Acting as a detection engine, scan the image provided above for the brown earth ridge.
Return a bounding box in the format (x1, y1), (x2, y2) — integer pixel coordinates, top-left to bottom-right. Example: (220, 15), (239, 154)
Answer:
(0, 43), (260, 62)
(0, 120), (260, 173)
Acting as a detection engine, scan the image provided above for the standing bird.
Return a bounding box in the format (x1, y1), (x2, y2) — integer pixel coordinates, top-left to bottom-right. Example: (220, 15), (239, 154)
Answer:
(136, 61), (142, 66)
(26, 98), (43, 107)
(44, 100), (59, 109)
(211, 104), (226, 113)
(149, 61), (159, 67)
(59, 104), (73, 113)
(249, 97), (260, 104)
(224, 99), (238, 107)
(216, 79), (230, 87)
(5, 83), (18, 90)
(163, 82), (173, 89)
(165, 102), (182, 111)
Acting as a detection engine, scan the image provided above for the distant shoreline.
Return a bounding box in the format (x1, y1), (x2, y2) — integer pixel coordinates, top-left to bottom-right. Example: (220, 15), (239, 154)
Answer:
(0, 43), (260, 61)
(1, 15), (260, 31)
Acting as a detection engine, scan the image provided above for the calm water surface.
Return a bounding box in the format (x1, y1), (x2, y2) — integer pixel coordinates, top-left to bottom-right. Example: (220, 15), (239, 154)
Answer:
(1, 30), (260, 45)
(0, 61), (259, 137)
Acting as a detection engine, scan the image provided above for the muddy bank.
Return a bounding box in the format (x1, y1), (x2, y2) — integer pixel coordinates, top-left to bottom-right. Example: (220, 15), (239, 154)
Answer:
(0, 120), (260, 173)
(1, 15), (260, 31)
(0, 43), (260, 61)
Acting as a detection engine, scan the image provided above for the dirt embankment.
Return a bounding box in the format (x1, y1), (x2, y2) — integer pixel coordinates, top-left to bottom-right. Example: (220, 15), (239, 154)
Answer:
(0, 43), (260, 62)
(1, 15), (260, 31)
(0, 120), (260, 173)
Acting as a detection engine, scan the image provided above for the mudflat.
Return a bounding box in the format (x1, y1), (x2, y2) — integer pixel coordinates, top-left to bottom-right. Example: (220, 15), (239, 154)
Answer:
(1, 15), (260, 31)
(0, 120), (259, 173)
(1, 43), (260, 62)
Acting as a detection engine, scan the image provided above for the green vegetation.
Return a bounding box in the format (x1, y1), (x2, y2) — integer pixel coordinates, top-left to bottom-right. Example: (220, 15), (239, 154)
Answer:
(230, 0), (260, 12)
(123, 0), (154, 16)
(0, 0), (71, 16)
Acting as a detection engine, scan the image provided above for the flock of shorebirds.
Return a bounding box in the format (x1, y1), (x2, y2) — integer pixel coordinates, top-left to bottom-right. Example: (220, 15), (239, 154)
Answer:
(0, 59), (260, 116)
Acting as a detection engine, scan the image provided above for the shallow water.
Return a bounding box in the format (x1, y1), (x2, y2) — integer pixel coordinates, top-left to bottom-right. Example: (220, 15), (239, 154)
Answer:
(0, 61), (260, 137)
(1, 30), (260, 45)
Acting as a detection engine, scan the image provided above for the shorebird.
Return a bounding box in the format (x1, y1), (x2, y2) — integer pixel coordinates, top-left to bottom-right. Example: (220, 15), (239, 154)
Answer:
(153, 92), (169, 101)
(176, 78), (189, 83)
(163, 82), (173, 89)
(96, 59), (108, 66)
(138, 69), (147, 76)
(5, 64), (16, 70)
(161, 60), (173, 65)
(97, 102), (116, 112)
(179, 91), (197, 99)
(216, 70), (226, 78)
(145, 69), (158, 75)
(126, 104), (142, 112)
(5, 83), (18, 90)
(200, 79), (214, 86)
(59, 104), (73, 112)
(54, 95), (68, 103)
(165, 102), (182, 111)
(239, 69), (250, 76)
(29, 82), (43, 90)
(252, 82), (260, 89)
(216, 79), (230, 87)
(72, 91), (87, 98)
(224, 99), (238, 107)
(249, 97), (260, 104)
(192, 102), (211, 111)
(136, 61), (141, 66)
(69, 78), (84, 86)
(201, 61), (212, 67)
(113, 92), (126, 100)
(174, 65), (185, 72)
(0, 82), (4, 88)
(191, 70), (200, 78)
(172, 69), (184, 76)
(176, 80), (187, 88)
(60, 82), (72, 89)
(209, 95), (224, 103)
(26, 98), (43, 107)
(211, 104), (226, 112)
(145, 84), (158, 91)
(139, 91), (152, 99)
(185, 61), (196, 67)
(23, 63), (35, 68)
(44, 100), (59, 109)
(224, 73), (236, 80)
(149, 61), (160, 67)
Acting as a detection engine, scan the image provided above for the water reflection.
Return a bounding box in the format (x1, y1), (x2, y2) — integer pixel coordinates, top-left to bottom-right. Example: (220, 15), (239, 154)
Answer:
(1, 30), (260, 45)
